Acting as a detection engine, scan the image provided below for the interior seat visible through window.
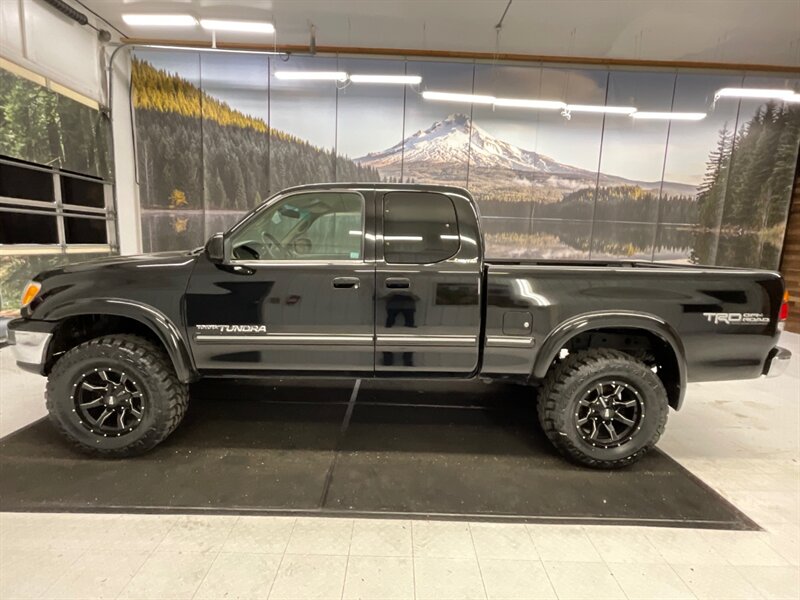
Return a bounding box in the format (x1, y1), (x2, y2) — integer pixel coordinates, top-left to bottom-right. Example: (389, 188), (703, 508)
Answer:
(230, 191), (364, 261)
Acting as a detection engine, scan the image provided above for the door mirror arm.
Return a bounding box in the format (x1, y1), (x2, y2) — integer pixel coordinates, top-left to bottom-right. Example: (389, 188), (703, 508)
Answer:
(205, 232), (226, 264)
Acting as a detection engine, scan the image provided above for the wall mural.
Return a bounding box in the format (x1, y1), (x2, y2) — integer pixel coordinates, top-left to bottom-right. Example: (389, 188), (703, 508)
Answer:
(132, 50), (800, 269)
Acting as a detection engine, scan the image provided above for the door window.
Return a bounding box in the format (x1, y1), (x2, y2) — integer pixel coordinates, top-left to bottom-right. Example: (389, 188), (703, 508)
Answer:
(230, 191), (364, 261)
(383, 192), (459, 264)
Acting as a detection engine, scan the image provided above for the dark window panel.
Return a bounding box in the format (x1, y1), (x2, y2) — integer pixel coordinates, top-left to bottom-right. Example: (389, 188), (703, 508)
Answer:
(0, 163), (55, 202)
(64, 217), (107, 244)
(383, 192), (459, 264)
(0, 211), (59, 244)
(61, 176), (105, 209)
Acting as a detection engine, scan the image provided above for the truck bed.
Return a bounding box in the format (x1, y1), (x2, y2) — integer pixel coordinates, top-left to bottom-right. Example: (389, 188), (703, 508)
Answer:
(485, 258), (756, 271)
(480, 259), (785, 389)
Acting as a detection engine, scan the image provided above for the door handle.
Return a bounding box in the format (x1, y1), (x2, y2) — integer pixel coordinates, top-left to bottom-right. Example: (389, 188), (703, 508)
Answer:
(333, 277), (360, 289)
(385, 277), (410, 289)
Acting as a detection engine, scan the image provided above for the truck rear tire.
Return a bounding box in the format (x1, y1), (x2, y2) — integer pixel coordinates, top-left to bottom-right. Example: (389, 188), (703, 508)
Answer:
(537, 348), (668, 469)
(45, 334), (188, 457)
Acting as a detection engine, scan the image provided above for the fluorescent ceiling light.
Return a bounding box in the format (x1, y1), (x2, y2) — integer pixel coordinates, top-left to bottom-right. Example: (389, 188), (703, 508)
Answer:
(715, 88), (796, 100)
(122, 14), (197, 27)
(422, 91), (495, 104)
(199, 19), (275, 33)
(350, 74), (422, 84)
(566, 104), (637, 115)
(785, 93), (800, 103)
(494, 97), (566, 110)
(274, 71), (348, 81)
(632, 111), (707, 121)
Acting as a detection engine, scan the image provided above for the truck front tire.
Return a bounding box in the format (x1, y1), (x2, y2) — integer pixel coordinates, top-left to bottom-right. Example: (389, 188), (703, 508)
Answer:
(537, 348), (668, 469)
(45, 334), (188, 457)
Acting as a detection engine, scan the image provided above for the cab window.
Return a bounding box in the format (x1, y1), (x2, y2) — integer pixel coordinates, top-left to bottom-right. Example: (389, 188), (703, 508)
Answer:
(383, 192), (459, 264)
(230, 191), (364, 261)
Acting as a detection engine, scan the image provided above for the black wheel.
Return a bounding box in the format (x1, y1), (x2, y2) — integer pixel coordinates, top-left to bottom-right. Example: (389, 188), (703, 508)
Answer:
(537, 348), (668, 469)
(45, 334), (188, 457)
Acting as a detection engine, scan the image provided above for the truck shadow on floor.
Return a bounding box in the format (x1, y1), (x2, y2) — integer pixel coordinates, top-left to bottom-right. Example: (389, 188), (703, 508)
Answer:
(0, 377), (758, 529)
(177, 378), (545, 456)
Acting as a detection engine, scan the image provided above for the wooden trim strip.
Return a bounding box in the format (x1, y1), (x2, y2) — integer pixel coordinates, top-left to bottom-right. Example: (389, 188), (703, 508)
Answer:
(121, 38), (800, 74)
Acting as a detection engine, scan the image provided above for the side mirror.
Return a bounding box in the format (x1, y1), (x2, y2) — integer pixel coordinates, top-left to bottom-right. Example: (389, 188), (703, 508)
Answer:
(205, 232), (225, 263)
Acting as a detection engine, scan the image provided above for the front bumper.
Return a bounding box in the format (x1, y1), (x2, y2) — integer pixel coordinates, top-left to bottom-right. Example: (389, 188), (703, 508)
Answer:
(763, 346), (792, 378)
(7, 318), (55, 375)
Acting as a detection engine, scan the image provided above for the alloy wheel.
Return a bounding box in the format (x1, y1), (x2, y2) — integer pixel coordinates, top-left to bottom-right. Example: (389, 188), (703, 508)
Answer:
(575, 380), (644, 448)
(71, 368), (145, 437)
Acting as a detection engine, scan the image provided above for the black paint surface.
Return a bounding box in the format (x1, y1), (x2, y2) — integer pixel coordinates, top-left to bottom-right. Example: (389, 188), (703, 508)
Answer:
(0, 379), (757, 530)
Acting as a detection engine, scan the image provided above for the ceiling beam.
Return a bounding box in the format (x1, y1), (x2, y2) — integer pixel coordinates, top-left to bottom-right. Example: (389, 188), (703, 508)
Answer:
(121, 38), (800, 74)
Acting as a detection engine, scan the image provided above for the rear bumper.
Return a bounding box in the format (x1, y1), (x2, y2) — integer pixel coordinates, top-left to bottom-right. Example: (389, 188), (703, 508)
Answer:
(7, 318), (56, 375)
(763, 346), (792, 378)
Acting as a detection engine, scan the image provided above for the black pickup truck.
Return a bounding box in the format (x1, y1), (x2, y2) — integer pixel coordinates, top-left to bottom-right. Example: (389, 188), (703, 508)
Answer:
(7, 183), (791, 468)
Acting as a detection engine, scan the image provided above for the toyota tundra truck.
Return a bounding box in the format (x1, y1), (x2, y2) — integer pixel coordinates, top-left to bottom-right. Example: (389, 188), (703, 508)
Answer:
(7, 183), (792, 468)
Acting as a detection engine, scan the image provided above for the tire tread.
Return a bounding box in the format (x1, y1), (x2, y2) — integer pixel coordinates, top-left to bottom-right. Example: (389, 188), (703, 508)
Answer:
(537, 348), (668, 469)
(45, 334), (188, 457)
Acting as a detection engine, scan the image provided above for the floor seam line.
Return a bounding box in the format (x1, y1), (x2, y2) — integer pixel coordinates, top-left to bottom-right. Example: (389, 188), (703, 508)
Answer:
(525, 525), (559, 598)
(410, 521), (417, 600)
(340, 519), (356, 600)
(189, 515), (239, 600)
(266, 517), (297, 600)
(467, 522), (490, 600)
(318, 378), (360, 509)
(114, 514), (180, 600)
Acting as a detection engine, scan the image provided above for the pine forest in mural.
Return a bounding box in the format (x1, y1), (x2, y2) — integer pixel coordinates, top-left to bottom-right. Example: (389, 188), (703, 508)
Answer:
(132, 52), (800, 269)
(133, 58), (379, 212)
(0, 69), (111, 179)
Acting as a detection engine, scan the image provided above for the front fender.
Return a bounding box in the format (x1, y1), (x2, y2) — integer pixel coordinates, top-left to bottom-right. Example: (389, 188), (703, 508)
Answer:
(45, 298), (197, 382)
(533, 310), (688, 409)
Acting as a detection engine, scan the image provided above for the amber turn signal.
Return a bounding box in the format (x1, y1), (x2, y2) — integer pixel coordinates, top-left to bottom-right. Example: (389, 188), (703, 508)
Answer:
(20, 281), (41, 307)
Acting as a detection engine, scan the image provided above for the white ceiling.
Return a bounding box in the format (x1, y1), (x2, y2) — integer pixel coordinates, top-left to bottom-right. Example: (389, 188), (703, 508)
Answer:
(78, 0), (800, 67)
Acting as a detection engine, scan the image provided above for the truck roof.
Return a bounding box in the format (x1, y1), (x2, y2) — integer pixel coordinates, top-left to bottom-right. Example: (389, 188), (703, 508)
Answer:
(279, 182), (475, 199)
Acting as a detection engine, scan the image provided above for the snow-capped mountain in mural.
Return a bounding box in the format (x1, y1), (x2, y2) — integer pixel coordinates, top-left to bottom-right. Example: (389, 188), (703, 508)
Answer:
(356, 113), (695, 197)
(358, 113), (583, 174)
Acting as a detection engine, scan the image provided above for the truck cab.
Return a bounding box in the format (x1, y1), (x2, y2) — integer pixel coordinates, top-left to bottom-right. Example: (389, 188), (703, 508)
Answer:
(187, 184), (483, 377)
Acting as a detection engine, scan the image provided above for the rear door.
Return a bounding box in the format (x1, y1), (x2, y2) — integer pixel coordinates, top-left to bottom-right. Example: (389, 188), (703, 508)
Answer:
(375, 190), (482, 375)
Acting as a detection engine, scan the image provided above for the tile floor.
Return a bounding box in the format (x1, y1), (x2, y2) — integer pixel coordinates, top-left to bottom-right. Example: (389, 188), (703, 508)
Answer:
(0, 333), (798, 599)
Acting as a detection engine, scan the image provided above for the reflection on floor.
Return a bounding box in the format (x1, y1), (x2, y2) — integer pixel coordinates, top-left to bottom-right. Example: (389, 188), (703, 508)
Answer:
(0, 333), (798, 599)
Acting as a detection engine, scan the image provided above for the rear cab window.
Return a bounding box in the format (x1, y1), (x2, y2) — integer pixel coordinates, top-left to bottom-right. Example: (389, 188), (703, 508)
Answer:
(383, 192), (459, 264)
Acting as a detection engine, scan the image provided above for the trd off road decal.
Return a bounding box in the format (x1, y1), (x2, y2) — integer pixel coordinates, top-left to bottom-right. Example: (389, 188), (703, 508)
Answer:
(196, 324), (267, 335)
(702, 312), (770, 325)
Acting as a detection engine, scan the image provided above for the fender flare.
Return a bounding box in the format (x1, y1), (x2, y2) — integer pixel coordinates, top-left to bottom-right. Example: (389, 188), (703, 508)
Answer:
(45, 298), (198, 383)
(533, 310), (688, 409)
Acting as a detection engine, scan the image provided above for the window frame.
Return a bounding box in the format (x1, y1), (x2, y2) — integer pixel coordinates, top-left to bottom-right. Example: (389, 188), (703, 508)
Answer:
(0, 156), (116, 256)
(227, 189), (369, 266)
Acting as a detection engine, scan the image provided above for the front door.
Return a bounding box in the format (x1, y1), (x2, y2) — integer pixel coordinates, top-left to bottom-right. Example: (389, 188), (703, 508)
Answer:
(375, 190), (482, 375)
(185, 189), (375, 375)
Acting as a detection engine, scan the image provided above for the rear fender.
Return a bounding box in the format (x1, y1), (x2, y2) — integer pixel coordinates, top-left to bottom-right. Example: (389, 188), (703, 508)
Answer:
(533, 310), (687, 409)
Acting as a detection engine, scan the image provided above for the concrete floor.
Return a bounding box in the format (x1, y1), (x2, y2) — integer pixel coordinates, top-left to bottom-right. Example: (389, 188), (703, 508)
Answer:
(0, 333), (798, 599)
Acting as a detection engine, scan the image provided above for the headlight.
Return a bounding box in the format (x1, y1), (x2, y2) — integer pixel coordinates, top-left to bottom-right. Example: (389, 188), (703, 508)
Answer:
(20, 281), (41, 307)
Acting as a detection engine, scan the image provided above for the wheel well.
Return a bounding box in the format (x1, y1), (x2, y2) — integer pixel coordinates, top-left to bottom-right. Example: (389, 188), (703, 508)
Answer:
(557, 327), (682, 409)
(45, 314), (165, 375)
